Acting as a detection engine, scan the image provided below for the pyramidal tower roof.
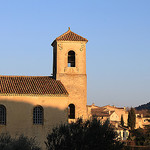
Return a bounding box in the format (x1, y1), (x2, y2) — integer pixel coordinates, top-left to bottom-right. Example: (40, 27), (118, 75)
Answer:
(52, 27), (88, 45)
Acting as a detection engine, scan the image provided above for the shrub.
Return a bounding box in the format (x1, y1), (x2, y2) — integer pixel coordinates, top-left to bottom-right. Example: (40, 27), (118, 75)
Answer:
(0, 133), (41, 150)
(45, 118), (123, 150)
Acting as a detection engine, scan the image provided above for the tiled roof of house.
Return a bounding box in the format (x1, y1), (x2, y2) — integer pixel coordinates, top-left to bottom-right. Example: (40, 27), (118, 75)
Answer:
(52, 28), (88, 45)
(0, 76), (68, 96)
(103, 105), (127, 111)
(91, 108), (114, 117)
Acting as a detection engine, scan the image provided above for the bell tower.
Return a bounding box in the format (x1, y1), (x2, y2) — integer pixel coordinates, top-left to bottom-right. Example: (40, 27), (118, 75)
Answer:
(51, 28), (88, 119)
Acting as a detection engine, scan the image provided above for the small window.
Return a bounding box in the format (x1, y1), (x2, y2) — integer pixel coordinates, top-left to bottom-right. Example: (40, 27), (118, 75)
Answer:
(33, 106), (43, 125)
(123, 131), (126, 138)
(0, 105), (6, 125)
(68, 51), (75, 67)
(68, 104), (75, 119)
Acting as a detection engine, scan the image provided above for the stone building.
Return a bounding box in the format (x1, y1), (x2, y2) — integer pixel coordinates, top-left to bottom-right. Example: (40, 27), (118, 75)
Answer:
(87, 104), (128, 125)
(102, 105), (128, 126)
(135, 113), (150, 129)
(87, 104), (120, 123)
(87, 104), (129, 141)
(0, 28), (88, 148)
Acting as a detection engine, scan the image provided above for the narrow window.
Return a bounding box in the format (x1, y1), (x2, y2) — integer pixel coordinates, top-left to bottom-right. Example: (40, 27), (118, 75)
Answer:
(68, 51), (75, 67)
(68, 104), (75, 119)
(33, 106), (43, 125)
(0, 105), (6, 125)
(123, 131), (125, 138)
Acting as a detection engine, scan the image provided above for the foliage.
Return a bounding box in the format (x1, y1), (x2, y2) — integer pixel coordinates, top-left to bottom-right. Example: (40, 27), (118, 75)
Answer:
(135, 102), (150, 110)
(121, 115), (124, 127)
(130, 126), (150, 146)
(128, 108), (136, 130)
(0, 133), (41, 150)
(45, 118), (124, 150)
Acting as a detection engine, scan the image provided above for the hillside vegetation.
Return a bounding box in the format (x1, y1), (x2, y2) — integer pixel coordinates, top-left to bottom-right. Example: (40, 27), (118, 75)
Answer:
(135, 102), (150, 110)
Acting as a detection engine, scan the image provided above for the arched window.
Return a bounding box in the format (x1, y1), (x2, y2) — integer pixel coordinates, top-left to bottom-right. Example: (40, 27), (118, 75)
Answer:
(68, 51), (75, 67)
(0, 105), (6, 125)
(33, 106), (43, 125)
(68, 104), (75, 119)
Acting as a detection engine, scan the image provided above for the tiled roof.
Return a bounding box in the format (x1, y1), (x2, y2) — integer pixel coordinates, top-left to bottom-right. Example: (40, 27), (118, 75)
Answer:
(52, 28), (88, 45)
(0, 76), (68, 96)
(91, 108), (114, 117)
(103, 105), (126, 110)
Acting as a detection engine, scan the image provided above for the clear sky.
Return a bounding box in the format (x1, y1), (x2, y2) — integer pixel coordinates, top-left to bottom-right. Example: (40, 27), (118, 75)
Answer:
(0, 0), (150, 107)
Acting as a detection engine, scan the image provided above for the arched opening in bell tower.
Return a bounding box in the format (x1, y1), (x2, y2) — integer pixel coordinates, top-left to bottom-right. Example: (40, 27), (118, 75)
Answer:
(68, 51), (75, 67)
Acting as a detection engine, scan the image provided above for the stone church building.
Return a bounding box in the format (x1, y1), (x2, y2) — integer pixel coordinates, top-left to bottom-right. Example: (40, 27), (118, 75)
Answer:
(0, 28), (88, 148)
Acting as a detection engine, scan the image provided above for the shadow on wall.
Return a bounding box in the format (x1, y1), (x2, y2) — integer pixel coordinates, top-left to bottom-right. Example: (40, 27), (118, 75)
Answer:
(0, 98), (67, 149)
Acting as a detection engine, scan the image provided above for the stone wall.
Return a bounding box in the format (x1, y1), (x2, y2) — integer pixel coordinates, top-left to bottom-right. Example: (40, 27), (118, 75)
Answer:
(0, 95), (68, 149)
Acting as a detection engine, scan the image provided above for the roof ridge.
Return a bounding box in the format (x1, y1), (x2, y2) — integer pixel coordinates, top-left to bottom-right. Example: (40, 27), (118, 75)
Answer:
(56, 29), (71, 40)
(0, 75), (52, 78)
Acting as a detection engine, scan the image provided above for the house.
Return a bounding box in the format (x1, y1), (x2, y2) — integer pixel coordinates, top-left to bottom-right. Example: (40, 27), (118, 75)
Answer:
(135, 113), (150, 129)
(87, 104), (127, 123)
(87, 104), (129, 140)
(114, 125), (129, 141)
(102, 105), (128, 126)
(90, 106), (120, 123)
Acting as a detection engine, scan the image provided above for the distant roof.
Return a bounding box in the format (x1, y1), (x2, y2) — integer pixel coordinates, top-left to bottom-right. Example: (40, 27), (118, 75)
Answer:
(52, 28), (88, 45)
(103, 105), (126, 110)
(87, 103), (99, 108)
(91, 108), (114, 117)
(0, 76), (68, 96)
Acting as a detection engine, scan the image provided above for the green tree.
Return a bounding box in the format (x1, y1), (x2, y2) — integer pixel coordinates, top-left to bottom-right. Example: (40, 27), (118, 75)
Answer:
(45, 118), (124, 150)
(121, 115), (124, 127)
(0, 133), (41, 150)
(128, 107), (136, 130)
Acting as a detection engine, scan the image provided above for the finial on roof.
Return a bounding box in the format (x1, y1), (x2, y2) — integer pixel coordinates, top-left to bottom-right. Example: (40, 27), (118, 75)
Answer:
(68, 27), (70, 31)
(92, 103), (95, 106)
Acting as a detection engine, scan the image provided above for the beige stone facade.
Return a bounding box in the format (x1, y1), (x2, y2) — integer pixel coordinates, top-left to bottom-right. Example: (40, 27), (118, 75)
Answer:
(102, 105), (128, 126)
(0, 28), (88, 149)
(87, 104), (128, 125)
(0, 95), (68, 147)
(135, 114), (150, 129)
(87, 104), (130, 140)
(52, 40), (88, 119)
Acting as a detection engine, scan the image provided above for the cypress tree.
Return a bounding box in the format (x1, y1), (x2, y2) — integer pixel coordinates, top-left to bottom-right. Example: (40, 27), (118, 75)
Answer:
(128, 107), (136, 130)
(121, 115), (124, 127)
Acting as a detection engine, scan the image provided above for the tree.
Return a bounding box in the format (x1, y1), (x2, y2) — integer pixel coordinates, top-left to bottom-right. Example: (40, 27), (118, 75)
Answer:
(0, 133), (41, 150)
(121, 115), (124, 127)
(45, 118), (123, 150)
(130, 126), (150, 146)
(128, 107), (136, 130)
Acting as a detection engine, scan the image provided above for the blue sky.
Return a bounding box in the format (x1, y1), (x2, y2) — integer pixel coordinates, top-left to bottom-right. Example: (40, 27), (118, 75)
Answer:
(0, 0), (150, 107)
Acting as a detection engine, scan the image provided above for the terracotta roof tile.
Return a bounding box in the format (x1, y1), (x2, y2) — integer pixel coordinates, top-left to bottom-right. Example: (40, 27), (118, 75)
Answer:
(0, 76), (68, 96)
(52, 28), (88, 45)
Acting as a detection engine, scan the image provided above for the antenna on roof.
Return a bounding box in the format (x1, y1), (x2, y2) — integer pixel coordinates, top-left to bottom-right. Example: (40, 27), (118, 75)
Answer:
(68, 27), (70, 31)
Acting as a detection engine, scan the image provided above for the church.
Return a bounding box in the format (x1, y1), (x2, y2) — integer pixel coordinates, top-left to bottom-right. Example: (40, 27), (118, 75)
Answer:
(0, 28), (88, 148)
